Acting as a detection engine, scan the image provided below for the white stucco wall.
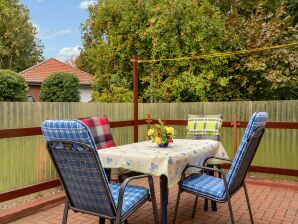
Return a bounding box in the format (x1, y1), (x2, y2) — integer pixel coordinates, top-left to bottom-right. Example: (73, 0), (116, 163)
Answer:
(79, 86), (92, 102)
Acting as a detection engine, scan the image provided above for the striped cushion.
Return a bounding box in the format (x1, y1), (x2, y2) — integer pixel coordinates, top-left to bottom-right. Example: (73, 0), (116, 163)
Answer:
(110, 183), (148, 215)
(226, 112), (268, 187)
(180, 173), (226, 201)
(78, 117), (116, 150)
(187, 114), (223, 138)
(41, 120), (97, 149)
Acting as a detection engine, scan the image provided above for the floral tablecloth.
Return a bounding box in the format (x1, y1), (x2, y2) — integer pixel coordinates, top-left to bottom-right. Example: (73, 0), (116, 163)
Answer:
(99, 139), (228, 187)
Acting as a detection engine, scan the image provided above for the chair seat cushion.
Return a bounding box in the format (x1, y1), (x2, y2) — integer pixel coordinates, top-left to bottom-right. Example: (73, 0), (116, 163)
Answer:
(180, 173), (226, 201)
(110, 183), (148, 215)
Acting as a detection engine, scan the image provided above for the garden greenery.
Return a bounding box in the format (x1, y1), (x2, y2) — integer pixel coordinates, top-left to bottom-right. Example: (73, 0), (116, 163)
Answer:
(0, 0), (44, 71)
(40, 72), (80, 102)
(77, 0), (298, 102)
(0, 69), (28, 101)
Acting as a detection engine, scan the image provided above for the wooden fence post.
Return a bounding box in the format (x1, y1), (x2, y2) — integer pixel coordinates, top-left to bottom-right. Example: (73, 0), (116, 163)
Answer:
(147, 113), (151, 130)
(133, 55), (138, 143)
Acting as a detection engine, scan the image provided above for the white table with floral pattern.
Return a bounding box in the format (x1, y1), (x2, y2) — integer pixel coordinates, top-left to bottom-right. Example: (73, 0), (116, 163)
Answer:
(99, 139), (229, 224)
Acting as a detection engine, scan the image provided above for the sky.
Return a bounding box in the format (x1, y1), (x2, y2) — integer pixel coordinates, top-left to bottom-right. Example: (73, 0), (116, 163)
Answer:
(19, 0), (96, 61)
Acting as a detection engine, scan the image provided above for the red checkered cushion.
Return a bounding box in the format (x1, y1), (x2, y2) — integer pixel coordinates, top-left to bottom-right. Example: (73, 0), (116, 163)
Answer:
(78, 116), (116, 150)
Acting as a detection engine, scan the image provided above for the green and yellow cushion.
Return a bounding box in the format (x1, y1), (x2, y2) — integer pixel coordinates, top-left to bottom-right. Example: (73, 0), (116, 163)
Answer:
(187, 114), (223, 140)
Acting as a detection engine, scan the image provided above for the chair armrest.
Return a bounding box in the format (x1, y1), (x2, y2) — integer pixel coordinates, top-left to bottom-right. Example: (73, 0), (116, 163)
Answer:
(203, 156), (232, 165)
(121, 174), (151, 185)
(116, 174), (153, 217)
(182, 164), (223, 175)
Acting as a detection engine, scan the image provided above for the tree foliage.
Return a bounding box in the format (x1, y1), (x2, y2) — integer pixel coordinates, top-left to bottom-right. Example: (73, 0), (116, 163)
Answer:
(78, 0), (298, 102)
(92, 85), (133, 102)
(40, 72), (80, 102)
(0, 69), (28, 101)
(0, 0), (44, 72)
(223, 4), (298, 100)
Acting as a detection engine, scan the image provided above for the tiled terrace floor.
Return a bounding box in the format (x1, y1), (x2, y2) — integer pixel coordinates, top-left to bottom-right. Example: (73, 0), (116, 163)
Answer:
(8, 178), (298, 224)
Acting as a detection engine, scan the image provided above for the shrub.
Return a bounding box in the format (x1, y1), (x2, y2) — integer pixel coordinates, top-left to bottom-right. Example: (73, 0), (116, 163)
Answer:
(0, 69), (28, 101)
(40, 72), (80, 102)
(92, 85), (133, 102)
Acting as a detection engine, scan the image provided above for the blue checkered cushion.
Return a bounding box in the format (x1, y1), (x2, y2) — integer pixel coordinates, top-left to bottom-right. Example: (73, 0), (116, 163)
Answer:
(110, 183), (148, 215)
(50, 142), (116, 216)
(180, 112), (268, 201)
(42, 120), (151, 217)
(42, 120), (97, 150)
(226, 112), (268, 187)
(41, 120), (117, 215)
(180, 173), (226, 201)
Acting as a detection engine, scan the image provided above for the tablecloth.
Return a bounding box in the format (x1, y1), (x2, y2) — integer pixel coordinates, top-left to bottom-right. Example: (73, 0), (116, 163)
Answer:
(99, 139), (228, 187)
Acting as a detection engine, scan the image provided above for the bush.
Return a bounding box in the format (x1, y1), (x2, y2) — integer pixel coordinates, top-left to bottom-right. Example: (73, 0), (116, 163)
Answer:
(92, 85), (133, 102)
(40, 72), (80, 102)
(0, 69), (28, 101)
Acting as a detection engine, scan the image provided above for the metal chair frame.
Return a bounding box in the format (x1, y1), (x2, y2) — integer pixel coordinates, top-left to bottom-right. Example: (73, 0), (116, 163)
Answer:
(46, 140), (159, 224)
(173, 126), (265, 224)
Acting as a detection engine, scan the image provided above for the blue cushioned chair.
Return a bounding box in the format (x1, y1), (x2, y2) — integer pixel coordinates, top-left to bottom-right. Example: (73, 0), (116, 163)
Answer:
(42, 120), (159, 224)
(173, 112), (268, 224)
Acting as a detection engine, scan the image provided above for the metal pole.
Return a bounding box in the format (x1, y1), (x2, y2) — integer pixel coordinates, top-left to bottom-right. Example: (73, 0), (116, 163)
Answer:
(133, 55), (139, 143)
(233, 113), (237, 155)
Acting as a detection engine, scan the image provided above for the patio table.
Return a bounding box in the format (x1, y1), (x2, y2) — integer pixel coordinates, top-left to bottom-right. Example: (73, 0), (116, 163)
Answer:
(99, 139), (228, 224)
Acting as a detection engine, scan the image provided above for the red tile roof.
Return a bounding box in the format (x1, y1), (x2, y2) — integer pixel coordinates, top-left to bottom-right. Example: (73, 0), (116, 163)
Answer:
(20, 58), (93, 85)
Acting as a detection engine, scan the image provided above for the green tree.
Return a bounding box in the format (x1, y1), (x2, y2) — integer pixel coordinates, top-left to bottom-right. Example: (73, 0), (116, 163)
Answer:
(78, 0), (298, 102)
(224, 4), (298, 100)
(79, 0), (231, 102)
(0, 69), (28, 101)
(141, 0), (235, 102)
(78, 0), (152, 102)
(0, 0), (44, 72)
(288, 0), (298, 26)
(40, 72), (80, 102)
(92, 85), (133, 102)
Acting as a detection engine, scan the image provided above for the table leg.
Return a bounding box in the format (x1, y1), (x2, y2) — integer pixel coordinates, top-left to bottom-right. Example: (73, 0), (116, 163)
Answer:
(160, 175), (168, 224)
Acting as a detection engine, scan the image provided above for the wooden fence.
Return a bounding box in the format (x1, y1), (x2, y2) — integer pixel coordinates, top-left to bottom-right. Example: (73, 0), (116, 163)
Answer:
(0, 101), (297, 203)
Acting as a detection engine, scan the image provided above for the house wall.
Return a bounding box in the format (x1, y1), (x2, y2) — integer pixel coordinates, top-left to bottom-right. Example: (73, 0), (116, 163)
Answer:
(27, 85), (41, 102)
(27, 85), (91, 102)
(79, 86), (92, 102)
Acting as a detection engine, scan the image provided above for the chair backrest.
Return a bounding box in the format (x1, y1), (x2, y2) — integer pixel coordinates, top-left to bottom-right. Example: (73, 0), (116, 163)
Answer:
(42, 120), (97, 149)
(78, 116), (116, 149)
(187, 114), (223, 141)
(41, 120), (116, 217)
(227, 112), (268, 194)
